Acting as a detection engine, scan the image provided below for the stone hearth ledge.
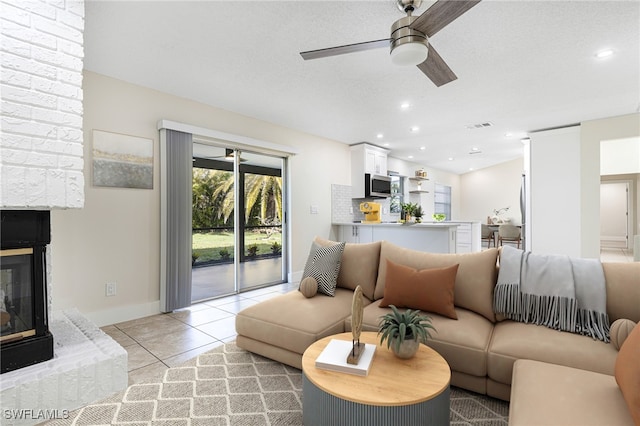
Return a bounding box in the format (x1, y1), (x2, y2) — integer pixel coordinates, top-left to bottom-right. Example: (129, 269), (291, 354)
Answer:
(0, 309), (127, 426)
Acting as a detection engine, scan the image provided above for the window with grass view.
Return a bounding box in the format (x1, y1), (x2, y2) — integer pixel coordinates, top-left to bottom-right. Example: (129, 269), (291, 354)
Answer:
(434, 183), (452, 220)
(192, 166), (282, 266)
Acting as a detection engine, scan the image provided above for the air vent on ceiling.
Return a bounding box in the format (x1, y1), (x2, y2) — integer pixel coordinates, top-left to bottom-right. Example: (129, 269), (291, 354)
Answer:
(466, 122), (493, 130)
(469, 150), (482, 155)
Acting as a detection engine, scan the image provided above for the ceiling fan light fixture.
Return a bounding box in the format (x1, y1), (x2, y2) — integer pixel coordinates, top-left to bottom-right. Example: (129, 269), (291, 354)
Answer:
(391, 42), (428, 66)
(390, 14), (428, 66)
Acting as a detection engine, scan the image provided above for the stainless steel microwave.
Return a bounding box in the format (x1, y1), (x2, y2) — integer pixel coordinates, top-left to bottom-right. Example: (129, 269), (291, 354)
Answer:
(365, 173), (391, 198)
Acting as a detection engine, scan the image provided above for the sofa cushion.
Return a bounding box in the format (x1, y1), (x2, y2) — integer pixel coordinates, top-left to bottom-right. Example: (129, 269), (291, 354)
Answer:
(603, 262), (640, 323)
(379, 259), (458, 320)
(302, 240), (345, 296)
(348, 302), (493, 377)
(315, 237), (381, 301)
(235, 288), (362, 355)
(610, 318), (637, 350)
(509, 359), (634, 426)
(488, 320), (618, 385)
(615, 322), (640, 425)
(374, 241), (499, 322)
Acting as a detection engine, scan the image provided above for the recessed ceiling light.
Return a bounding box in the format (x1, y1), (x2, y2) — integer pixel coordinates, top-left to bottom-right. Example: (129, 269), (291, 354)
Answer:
(410, 126), (420, 133)
(419, 146), (426, 151)
(469, 167), (474, 171)
(400, 102), (411, 110)
(408, 155), (414, 159)
(504, 132), (513, 137)
(595, 49), (614, 59)
(448, 157), (454, 161)
(471, 146), (480, 151)
(383, 143), (390, 147)
(376, 133), (384, 139)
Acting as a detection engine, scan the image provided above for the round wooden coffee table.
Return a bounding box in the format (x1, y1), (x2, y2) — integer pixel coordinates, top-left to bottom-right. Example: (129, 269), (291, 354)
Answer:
(302, 332), (451, 425)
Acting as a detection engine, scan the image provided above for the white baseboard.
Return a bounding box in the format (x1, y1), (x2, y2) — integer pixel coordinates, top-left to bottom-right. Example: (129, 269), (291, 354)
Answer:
(600, 236), (628, 249)
(84, 300), (162, 327)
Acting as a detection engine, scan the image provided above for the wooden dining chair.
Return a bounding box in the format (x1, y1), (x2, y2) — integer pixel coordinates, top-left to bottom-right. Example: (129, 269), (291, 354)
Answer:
(481, 224), (495, 248)
(498, 224), (521, 249)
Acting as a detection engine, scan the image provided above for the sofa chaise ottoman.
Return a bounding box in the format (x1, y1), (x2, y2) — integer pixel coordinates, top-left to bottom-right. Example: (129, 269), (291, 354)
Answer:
(509, 319), (640, 426)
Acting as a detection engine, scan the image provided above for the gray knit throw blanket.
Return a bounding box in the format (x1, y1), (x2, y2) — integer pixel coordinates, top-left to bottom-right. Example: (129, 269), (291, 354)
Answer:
(494, 245), (610, 342)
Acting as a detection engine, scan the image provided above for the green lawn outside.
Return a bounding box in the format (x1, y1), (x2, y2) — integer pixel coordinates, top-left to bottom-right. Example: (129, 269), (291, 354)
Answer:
(192, 229), (282, 263)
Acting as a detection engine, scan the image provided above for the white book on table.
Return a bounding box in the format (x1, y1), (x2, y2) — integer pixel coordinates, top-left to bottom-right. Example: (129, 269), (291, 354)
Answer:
(314, 339), (377, 376)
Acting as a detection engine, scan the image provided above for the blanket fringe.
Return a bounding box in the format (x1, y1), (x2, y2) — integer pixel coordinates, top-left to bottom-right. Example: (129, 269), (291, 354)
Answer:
(576, 309), (611, 343)
(494, 283), (521, 317)
(494, 285), (611, 342)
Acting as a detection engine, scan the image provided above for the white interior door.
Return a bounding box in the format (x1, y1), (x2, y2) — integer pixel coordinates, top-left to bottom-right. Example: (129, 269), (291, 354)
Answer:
(600, 182), (629, 248)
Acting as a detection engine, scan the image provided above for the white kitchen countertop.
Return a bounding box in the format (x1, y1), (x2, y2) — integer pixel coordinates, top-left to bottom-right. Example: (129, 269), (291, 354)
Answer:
(332, 222), (461, 227)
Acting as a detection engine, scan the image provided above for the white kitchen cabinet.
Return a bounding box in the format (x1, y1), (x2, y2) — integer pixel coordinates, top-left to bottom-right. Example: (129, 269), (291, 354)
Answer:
(451, 222), (482, 253)
(365, 149), (387, 175)
(455, 223), (472, 253)
(339, 225), (373, 244)
(351, 143), (390, 198)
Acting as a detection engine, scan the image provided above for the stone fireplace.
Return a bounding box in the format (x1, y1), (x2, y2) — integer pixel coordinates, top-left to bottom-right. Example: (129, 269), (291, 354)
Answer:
(0, 210), (53, 373)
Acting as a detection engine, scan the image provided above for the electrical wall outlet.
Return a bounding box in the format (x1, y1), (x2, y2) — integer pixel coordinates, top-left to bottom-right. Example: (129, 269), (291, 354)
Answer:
(105, 282), (117, 297)
(310, 205), (319, 214)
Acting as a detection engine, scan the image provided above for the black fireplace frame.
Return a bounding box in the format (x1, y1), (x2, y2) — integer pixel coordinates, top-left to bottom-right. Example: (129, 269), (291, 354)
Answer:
(0, 210), (54, 374)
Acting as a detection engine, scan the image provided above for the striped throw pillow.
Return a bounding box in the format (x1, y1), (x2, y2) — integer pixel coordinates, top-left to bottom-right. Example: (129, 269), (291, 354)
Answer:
(302, 241), (345, 296)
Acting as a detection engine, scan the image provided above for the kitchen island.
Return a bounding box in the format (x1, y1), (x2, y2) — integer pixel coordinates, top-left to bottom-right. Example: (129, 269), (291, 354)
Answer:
(333, 221), (481, 254)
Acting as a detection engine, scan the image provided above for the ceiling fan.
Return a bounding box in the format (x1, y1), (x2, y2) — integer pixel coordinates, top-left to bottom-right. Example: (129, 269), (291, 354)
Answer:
(300, 0), (481, 87)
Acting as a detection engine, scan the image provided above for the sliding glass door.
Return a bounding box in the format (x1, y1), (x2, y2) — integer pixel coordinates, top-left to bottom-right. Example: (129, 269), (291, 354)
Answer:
(191, 144), (286, 302)
(238, 156), (284, 290)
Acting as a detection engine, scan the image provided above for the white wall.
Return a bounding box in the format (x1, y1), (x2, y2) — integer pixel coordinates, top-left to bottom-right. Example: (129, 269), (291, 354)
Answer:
(527, 126), (582, 257)
(459, 158), (524, 225)
(51, 71), (351, 326)
(581, 113), (640, 258)
(601, 137), (640, 175)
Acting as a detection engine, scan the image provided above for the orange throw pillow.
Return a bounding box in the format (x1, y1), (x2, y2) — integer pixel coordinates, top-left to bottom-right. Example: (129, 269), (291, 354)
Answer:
(615, 321), (640, 425)
(379, 259), (458, 319)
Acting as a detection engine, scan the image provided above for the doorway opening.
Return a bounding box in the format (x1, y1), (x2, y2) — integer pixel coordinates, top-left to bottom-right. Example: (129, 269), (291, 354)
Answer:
(191, 144), (286, 302)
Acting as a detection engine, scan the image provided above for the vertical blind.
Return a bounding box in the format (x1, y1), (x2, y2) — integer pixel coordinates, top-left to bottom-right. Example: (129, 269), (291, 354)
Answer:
(160, 129), (193, 312)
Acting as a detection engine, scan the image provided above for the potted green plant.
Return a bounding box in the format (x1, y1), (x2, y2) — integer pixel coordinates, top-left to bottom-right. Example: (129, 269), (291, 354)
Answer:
(400, 202), (417, 222)
(378, 305), (436, 359)
(413, 205), (424, 223)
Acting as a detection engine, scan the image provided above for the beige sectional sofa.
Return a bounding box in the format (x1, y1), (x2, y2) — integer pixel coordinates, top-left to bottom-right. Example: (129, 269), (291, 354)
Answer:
(235, 238), (640, 423)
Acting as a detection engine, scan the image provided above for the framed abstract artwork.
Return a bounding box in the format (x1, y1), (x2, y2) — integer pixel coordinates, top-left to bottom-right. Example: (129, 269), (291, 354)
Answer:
(92, 130), (153, 189)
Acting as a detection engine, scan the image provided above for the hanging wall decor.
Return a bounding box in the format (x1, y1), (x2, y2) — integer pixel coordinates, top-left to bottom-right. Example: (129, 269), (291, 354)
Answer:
(92, 129), (153, 189)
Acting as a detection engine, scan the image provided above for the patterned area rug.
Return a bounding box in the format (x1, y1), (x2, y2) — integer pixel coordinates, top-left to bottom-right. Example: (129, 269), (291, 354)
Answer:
(45, 342), (509, 425)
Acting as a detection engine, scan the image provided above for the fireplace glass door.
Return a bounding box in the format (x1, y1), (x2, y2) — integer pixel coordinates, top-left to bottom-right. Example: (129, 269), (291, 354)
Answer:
(0, 248), (35, 344)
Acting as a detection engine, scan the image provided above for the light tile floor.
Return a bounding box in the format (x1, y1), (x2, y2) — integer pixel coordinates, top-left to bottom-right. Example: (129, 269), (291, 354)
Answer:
(102, 247), (633, 385)
(600, 247), (635, 262)
(101, 281), (298, 385)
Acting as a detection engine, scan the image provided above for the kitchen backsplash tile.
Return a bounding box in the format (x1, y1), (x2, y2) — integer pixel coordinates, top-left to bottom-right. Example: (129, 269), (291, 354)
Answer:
(332, 184), (398, 223)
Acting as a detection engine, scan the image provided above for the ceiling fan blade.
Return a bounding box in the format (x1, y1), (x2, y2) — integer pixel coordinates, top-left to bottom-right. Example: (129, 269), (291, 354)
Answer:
(417, 45), (457, 87)
(300, 39), (390, 60)
(411, 0), (481, 37)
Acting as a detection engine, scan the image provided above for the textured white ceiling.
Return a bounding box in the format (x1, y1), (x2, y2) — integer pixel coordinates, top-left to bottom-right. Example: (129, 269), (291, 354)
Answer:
(84, 0), (640, 174)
